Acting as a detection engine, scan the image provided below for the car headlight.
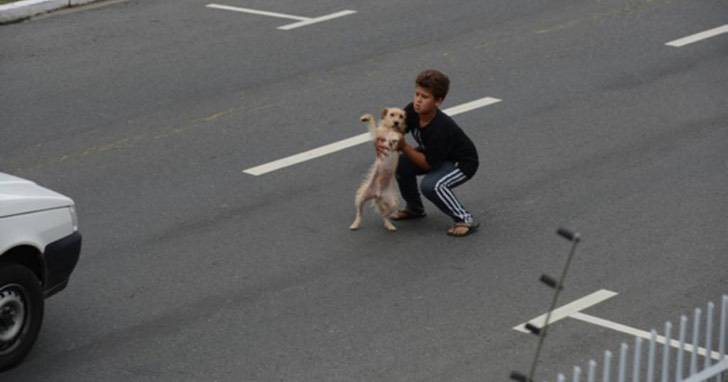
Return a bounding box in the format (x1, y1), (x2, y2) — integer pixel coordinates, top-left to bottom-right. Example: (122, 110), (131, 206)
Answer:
(69, 205), (78, 231)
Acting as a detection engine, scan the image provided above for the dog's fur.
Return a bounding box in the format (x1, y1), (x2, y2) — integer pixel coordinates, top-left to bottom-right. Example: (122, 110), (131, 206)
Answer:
(350, 108), (407, 231)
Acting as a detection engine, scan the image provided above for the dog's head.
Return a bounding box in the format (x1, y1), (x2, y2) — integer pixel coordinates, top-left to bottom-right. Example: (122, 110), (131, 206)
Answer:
(380, 107), (407, 133)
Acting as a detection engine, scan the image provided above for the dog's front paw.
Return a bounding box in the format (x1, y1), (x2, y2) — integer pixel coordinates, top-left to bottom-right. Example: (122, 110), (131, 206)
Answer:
(350, 220), (362, 230)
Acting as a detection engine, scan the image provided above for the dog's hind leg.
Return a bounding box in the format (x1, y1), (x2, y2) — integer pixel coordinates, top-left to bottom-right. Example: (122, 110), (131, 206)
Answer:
(375, 199), (397, 232)
(350, 197), (365, 230)
(350, 187), (374, 230)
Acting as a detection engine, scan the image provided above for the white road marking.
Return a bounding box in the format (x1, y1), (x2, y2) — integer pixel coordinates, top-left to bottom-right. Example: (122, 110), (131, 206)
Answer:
(243, 97), (502, 176)
(666, 24), (728, 47)
(279, 10), (357, 30)
(206, 4), (356, 30)
(244, 134), (371, 176)
(570, 312), (722, 360)
(513, 289), (618, 333)
(682, 359), (728, 382)
(514, 291), (723, 362)
(206, 4), (306, 20)
(442, 97), (502, 115)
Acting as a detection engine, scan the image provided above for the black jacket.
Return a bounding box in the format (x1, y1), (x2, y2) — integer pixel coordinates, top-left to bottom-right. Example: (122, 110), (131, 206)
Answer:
(404, 103), (479, 178)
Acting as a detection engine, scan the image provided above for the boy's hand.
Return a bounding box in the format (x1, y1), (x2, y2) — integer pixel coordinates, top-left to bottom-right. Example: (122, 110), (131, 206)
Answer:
(397, 136), (406, 151)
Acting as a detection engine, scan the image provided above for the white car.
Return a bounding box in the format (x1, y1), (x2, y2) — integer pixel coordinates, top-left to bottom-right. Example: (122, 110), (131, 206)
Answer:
(0, 172), (81, 370)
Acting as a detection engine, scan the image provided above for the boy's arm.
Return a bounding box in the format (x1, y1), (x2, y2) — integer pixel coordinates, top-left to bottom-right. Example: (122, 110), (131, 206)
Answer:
(399, 141), (431, 171)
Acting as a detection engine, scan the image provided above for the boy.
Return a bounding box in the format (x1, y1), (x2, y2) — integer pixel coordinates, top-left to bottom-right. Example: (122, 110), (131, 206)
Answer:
(383, 69), (480, 236)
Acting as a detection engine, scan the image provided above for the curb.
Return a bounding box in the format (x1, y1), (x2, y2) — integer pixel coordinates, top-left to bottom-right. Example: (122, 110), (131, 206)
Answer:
(0, 0), (100, 24)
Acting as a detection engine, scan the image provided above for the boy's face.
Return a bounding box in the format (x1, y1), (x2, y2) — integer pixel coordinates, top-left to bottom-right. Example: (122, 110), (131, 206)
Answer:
(413, 86), (442, 115)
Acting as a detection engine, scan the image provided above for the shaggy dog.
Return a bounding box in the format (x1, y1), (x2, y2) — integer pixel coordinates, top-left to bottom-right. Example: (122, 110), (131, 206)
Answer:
(349, 108), (406, 231)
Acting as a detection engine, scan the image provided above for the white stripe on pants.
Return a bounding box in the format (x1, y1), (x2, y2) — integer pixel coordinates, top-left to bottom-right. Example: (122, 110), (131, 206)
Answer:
(434, 168), (471, 223)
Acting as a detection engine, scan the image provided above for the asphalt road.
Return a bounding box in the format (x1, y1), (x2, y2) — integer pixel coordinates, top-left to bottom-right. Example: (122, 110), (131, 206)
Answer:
(1, 0), (727, 380)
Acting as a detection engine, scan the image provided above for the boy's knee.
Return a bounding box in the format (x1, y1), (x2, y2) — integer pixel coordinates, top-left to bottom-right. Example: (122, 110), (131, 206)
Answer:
(420, 179), (437, 200)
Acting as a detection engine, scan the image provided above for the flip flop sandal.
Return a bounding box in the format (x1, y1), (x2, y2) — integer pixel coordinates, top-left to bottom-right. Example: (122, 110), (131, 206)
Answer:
(391, 209), (427, 221)
(447, 221), (480, 237)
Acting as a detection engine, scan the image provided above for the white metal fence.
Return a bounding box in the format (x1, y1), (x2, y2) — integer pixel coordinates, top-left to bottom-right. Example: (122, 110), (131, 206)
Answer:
(551, 295), (728, 382)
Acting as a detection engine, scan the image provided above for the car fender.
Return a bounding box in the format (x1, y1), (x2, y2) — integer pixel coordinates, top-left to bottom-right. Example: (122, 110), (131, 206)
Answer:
(0, 208), (75, 256)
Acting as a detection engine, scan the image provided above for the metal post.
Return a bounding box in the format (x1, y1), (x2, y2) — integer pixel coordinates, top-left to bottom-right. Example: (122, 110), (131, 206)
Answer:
(706, 302), (715, 370)
(718, 296), (727, 382)
(558, 373), (566, 382)
(692, 308), (702, 376)
(663, 321), (672, 382)
(619, 343), (628, 382)
(524, 229), (581, 382)
(634, 337), (642, 382)
(574, 366), (581, 382)
(648, 330), (657, 382)
(604, 351), (613, 382)
(678, 315), (687, 382)
(588, 360), (596, 382)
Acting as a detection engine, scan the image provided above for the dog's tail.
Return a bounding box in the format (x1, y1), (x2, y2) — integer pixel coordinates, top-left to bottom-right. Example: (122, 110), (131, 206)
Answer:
(360, 113), (377, 137)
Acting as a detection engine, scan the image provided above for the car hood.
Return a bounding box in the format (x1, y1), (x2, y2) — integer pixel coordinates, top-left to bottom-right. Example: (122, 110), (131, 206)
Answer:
(0, 172), (74, 217)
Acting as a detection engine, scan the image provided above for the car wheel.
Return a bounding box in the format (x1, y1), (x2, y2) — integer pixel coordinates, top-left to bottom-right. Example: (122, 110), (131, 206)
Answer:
(0, 263), (44, 371)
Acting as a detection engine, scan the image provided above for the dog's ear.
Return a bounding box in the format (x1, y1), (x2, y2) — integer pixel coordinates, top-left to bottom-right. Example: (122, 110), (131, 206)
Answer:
(381, 108), (389, 119)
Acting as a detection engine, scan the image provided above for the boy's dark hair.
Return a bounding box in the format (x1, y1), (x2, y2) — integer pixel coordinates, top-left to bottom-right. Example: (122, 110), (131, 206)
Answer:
(416, 69), (450, 100)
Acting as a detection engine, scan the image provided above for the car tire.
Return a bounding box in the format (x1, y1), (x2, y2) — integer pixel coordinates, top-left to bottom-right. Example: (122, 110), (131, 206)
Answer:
(0, 263), (44, 371)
